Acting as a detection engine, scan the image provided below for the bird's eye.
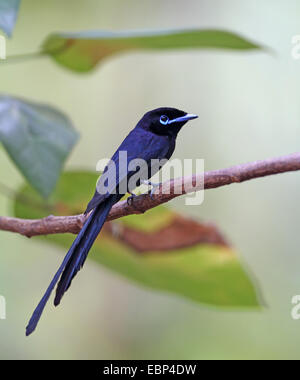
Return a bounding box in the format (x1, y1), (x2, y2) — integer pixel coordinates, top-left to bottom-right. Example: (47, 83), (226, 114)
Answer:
(160, 115), (169, 125)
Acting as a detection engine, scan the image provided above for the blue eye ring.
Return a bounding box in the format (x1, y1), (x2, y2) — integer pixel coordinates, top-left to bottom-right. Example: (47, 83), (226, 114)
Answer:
(160, 115), (169, 125)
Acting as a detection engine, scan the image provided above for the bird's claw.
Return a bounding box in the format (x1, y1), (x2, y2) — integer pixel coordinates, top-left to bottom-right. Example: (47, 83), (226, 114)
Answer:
(142, 180), (161, 200)
(127, 192), (137, 206)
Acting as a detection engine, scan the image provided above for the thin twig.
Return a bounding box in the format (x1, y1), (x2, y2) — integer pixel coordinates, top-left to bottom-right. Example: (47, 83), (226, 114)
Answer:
(0, 152), (299, 238)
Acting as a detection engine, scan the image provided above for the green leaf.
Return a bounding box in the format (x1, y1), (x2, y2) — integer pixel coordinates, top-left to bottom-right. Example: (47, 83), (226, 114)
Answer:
(0, 0), (21, 37)
(42, 29), (263, 73)
(0, 96), (79, 198)
(14, 171), (262, 308)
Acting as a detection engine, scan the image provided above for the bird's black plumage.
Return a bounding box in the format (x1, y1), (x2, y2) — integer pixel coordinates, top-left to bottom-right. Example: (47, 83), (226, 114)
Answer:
(26, 107), (198, 336)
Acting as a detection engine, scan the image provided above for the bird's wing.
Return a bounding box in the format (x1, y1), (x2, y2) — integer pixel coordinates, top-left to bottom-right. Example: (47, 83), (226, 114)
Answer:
(85, 129), (170, 213)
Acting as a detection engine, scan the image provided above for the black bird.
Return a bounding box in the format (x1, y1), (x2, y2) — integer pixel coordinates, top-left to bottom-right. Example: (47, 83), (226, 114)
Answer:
(26, 107), (198, 336)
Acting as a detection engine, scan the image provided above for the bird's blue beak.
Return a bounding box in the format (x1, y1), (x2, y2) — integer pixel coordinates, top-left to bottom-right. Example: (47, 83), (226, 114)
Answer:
(168, 114), (198, 124)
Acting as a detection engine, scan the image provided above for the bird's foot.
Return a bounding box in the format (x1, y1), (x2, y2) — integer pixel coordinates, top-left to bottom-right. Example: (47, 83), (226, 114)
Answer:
(142, 180), (161, 200)
(127, 192), (137, 206)
(126, 191), (146, 214)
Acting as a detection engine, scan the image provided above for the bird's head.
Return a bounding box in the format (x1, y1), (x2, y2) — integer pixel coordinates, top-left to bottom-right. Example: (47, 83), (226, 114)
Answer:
(138, 107), (198, 137)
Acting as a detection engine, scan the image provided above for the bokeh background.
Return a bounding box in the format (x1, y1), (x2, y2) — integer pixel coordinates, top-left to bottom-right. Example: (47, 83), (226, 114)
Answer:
(1, 0), (300, 359)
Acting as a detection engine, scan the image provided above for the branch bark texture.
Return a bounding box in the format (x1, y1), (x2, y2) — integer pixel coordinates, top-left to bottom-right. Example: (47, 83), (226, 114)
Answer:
(0, 152), (299, 238)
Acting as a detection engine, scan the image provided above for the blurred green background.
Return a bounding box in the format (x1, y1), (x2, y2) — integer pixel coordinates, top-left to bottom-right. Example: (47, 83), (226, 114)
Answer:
(1, 0), (300, 359)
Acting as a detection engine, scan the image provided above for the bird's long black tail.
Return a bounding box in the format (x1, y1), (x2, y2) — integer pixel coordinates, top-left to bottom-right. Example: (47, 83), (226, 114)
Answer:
(26, 195), (118, 336)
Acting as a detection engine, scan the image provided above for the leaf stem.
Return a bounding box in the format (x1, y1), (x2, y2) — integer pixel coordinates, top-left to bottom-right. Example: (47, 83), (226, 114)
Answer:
(0, 51), (45, 64)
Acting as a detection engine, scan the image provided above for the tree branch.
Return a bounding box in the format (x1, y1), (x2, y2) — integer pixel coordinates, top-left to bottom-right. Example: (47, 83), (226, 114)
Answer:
(1, 152), (299, 238)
